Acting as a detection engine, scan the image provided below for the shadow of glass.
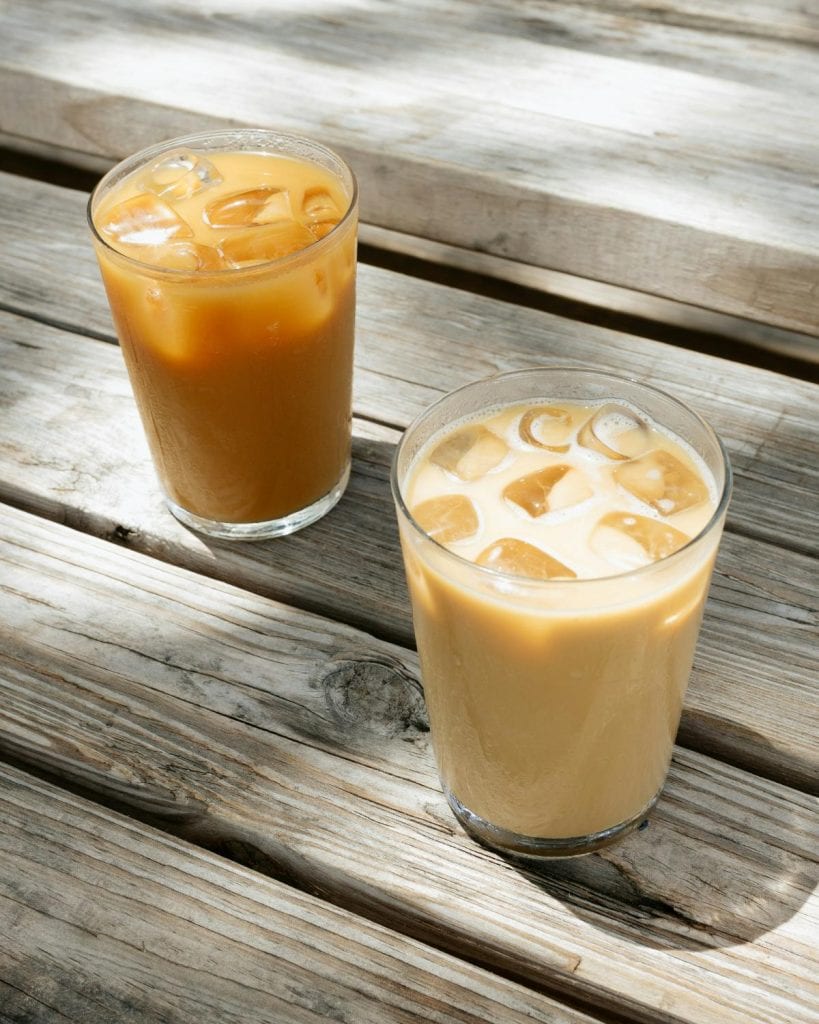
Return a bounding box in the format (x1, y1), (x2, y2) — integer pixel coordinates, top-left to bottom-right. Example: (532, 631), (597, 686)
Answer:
(172, 432), (415, 647)
(506, 747), (818, 952)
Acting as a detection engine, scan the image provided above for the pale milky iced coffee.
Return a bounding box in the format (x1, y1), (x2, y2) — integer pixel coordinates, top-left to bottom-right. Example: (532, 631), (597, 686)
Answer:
(392, 369), (731, 857)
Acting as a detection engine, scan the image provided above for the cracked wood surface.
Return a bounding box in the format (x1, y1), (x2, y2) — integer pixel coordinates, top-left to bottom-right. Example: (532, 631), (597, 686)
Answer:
(1, 504), (817, 1024)
(0, 172), (816, 791)
(1, 1), (818, 332)
(0, 762), (606, 1024)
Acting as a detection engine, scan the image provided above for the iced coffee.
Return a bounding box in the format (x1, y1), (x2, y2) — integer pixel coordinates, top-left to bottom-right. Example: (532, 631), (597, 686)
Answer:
(392, 369), (731, 857)
(89, 130), (357, 539)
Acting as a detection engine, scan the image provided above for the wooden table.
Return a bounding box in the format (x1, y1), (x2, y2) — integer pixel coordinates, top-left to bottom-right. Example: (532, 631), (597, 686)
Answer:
(1, 4), (817, 1022)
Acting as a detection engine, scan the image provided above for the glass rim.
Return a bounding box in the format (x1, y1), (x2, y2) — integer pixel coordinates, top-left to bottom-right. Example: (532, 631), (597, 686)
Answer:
(390, 366), (733, 588)
(87, 127), (359, 278)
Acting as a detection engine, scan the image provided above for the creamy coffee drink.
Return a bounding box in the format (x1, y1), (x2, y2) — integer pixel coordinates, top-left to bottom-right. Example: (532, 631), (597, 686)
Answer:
(393, 372), (730, 856)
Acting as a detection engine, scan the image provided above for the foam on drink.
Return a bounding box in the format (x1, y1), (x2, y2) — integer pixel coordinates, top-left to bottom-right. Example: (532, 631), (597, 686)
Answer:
(406, 400), (717, 580)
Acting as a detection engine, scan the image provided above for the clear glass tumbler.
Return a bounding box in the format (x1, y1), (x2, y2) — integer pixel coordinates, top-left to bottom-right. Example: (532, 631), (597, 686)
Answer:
(89, 128), (358, 540)
(392, 368), (732, 857)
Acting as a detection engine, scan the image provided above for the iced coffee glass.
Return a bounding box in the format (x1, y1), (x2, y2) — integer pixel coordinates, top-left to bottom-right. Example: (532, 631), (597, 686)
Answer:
(392, 368), (731, 857)
(89, 129), (358, 539)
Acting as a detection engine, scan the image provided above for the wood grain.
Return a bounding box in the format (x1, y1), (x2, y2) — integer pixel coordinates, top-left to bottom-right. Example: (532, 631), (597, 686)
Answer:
(1, 171), (817, 558)
(0, 763), (606, 1024)
(0, 310), (816, 791)
(1, 1), (818, 331)
(360, 224), (819, 370)
(1, 505), (817, 1024)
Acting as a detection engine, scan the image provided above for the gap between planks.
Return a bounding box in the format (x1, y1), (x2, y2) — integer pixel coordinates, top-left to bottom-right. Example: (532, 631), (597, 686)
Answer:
(2, 7), (819, 334)
(1, 139), (816, 382)
(0, 296), (813, 563)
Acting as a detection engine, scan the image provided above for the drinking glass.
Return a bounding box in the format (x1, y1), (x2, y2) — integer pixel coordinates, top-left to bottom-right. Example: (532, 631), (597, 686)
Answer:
(392, 368), (731, 857)
(89, 128), (358, 539)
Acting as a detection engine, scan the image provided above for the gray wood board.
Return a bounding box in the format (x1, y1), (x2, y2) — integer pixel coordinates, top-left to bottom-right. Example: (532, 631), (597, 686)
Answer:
(359, 224), (819, 368)
(1, 504), (817, 1024)
(1, 0), (818, 331)
(0, 762), (608, 1024)
(0, 310), (816, 792)
(1, 171), (816, 560)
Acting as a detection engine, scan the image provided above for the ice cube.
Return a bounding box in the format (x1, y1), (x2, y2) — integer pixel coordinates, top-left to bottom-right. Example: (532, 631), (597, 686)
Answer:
(476, 538), (576, 579)
(302, 187), (342, 223)
(411, 494), (479, 544)
(98, 193), (194, 247)
(150, 240), (224, 272)
(591, 511), (690, 569)
(503, 465), (591, 517)
(139, 151), (222, 201)
(307, 219), (340, 241)
(204, 187), (293, 228)
(301, 187), (343, 240)
(301, 266), (335, 330)
(548, 467), (594, 510)
(430, 426), (508, 481)
(217, 222), (316, 267)
(614, 450), (709, 516)
(518, 405), (573, 452)
(578, 404), (651, 460)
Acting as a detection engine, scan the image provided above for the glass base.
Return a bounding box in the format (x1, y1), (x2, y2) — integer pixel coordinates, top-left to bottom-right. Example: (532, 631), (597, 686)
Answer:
(446, 788), (660, 859)
(165, 463), (350, 541)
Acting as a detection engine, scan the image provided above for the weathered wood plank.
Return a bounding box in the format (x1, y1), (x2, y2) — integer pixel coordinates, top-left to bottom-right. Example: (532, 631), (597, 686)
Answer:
(1, 504), (817, 1024)
(0, 312), (816, 791)
(1, 0), (818, 331)
(0, 763), (605, 1024)
(484, 1), (819, 80)
(361, 224), (819, 371)
(1, 171), (816, 558)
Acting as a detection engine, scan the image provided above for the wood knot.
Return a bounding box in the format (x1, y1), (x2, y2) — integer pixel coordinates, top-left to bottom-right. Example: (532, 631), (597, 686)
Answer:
(322, 655), (428, 739)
